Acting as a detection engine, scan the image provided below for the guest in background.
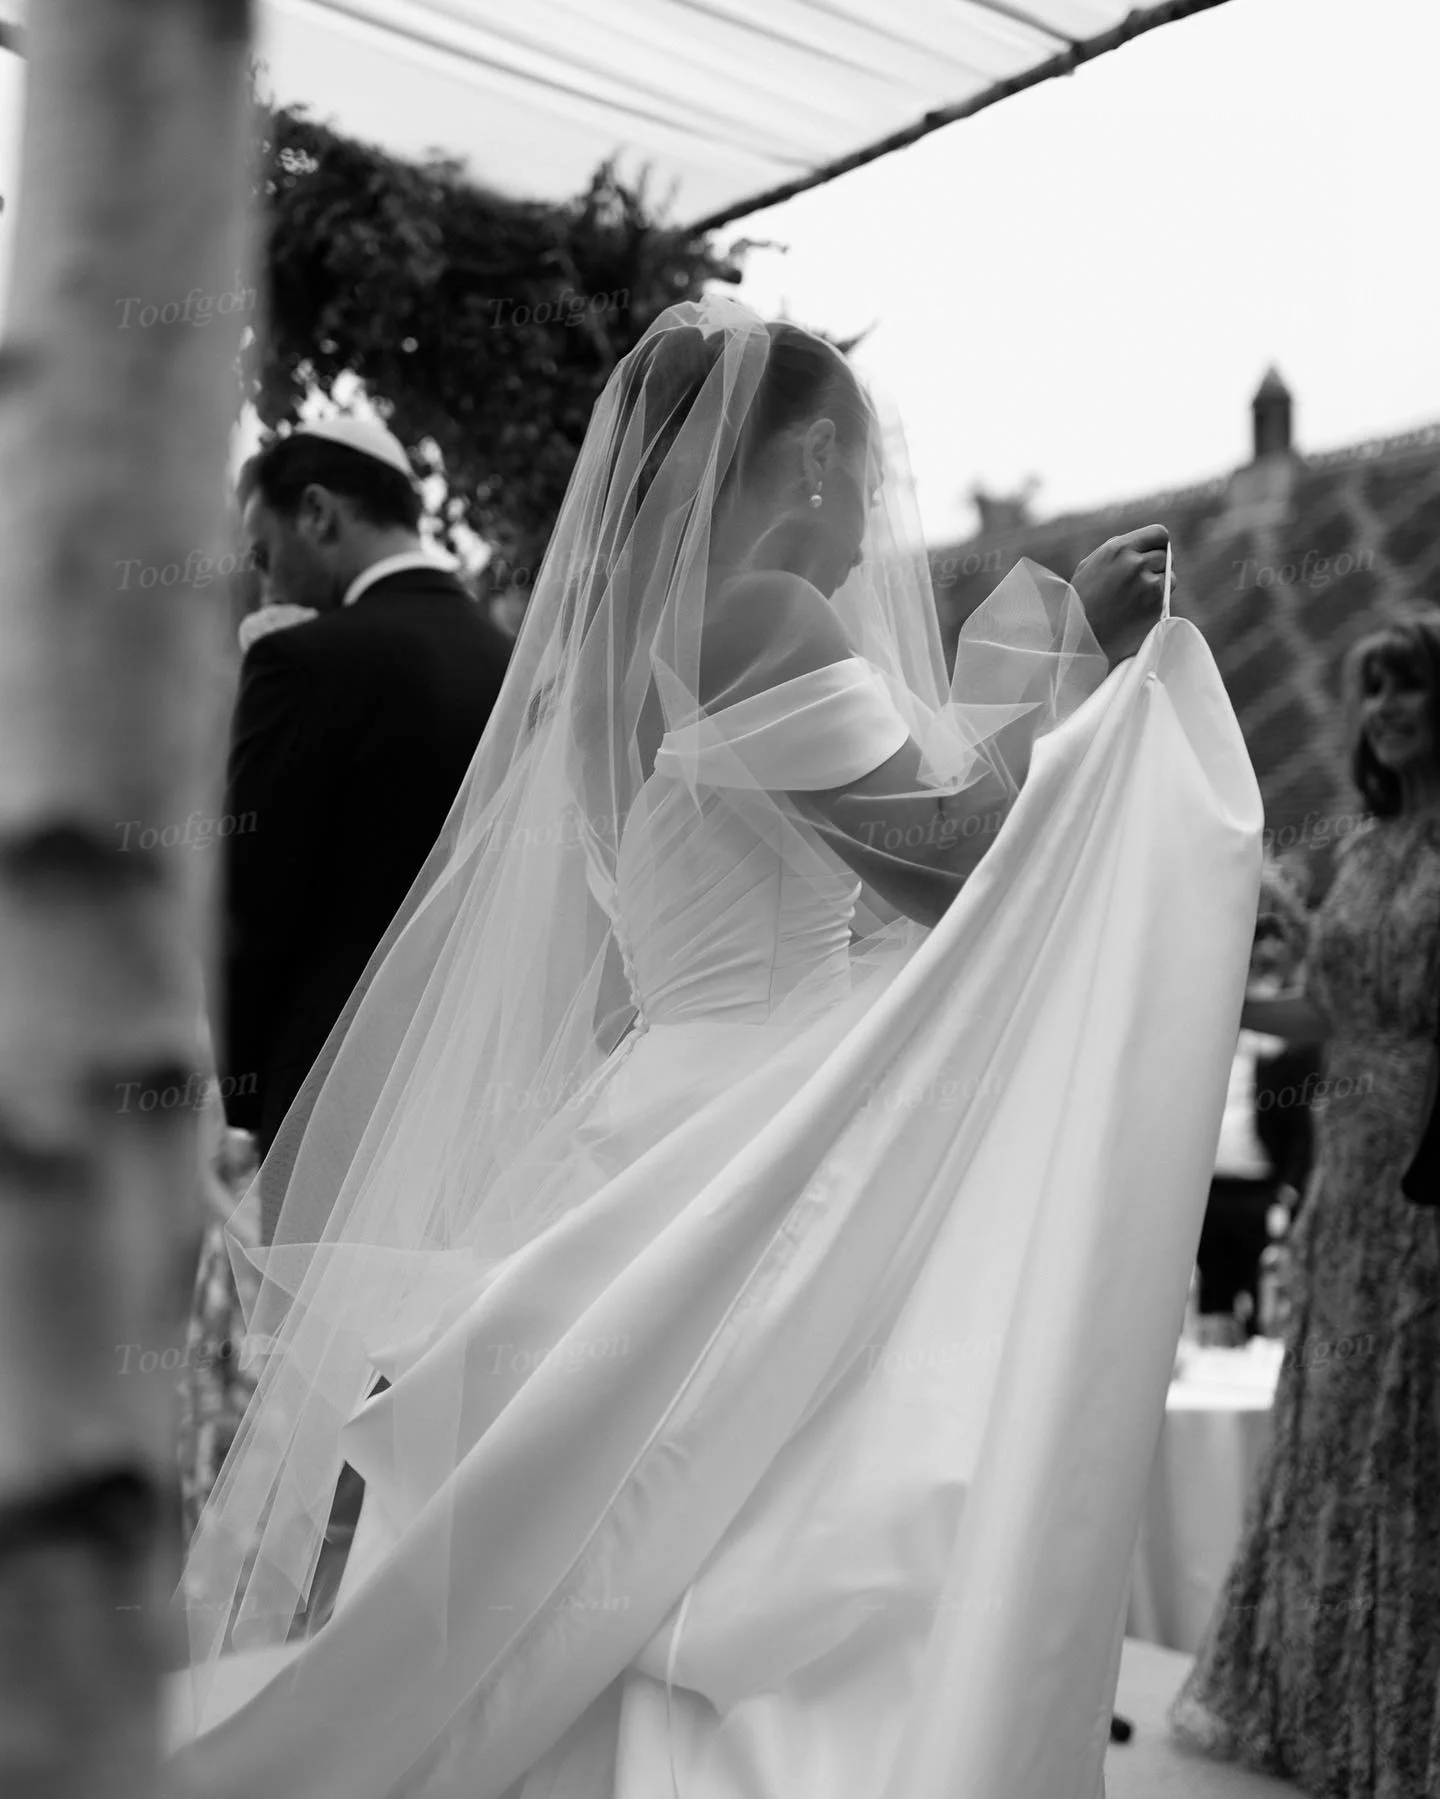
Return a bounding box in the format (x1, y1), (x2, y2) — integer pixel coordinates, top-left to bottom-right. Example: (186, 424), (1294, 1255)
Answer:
(172, 571), (318, 1536)
(177, 1107), (261, 1543)
(1251, 869), (1321, 1221)
(1272, 848), (1315, 908)
(217, 416), (512, 1631)
(1195, 885), (1303, 1324)
(1196, 923), (1288, 1323)
(219, 416), (512, 1244)
(1196, 880), (1311, 1324)
(1171, 607), (1440, 1797)
(1252, 1041), (1320, 1226)
(1401, 1002), (1440, 1203)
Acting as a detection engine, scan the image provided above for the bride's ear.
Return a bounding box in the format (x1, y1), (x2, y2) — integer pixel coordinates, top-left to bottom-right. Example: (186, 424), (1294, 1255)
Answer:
(800, 418), (839, 493)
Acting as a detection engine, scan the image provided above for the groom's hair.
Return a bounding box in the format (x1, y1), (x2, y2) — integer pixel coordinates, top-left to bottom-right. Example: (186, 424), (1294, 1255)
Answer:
(239, 434), (423, 533)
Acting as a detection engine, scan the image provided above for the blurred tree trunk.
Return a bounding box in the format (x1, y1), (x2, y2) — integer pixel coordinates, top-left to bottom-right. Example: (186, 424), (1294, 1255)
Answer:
(0, 3), (254, 1795)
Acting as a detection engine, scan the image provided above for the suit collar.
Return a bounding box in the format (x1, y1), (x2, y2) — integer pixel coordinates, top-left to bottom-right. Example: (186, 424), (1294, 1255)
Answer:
(342, 551), (462, 609)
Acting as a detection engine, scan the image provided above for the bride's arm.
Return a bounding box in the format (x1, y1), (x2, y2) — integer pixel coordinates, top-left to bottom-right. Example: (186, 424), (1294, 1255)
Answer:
(795, 746), (1012, 927)
(701, 570), (1020, 926)
(705, 546), (1162, 928)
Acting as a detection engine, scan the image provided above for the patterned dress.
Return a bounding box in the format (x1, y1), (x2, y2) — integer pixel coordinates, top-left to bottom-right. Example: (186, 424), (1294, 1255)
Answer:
(1170, 812), (1440, 1796)
(177, 1128), (261, 1544)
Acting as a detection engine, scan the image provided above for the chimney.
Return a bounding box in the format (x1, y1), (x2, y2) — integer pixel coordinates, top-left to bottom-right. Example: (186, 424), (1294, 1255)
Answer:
(1252, 366), (1293, 461)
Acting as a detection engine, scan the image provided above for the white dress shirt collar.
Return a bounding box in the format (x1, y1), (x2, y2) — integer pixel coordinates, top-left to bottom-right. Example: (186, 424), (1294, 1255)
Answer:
(342, 550), (456, 610)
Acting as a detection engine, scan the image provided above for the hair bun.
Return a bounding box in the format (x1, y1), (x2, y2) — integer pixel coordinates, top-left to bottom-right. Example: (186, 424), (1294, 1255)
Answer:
(616, 322), (726, 508)
(640, 320), (721, 407)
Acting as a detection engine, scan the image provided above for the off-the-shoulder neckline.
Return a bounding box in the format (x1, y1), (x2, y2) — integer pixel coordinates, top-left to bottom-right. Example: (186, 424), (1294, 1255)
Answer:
(693, 655), (884, 724)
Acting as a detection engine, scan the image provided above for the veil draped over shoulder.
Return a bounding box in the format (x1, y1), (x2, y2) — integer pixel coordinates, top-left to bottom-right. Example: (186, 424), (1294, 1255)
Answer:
(175, 297), (1263, 1799)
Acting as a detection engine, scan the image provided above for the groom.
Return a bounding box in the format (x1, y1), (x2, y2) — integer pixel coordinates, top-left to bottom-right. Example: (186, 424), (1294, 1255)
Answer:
(219, 417), (512, 1242)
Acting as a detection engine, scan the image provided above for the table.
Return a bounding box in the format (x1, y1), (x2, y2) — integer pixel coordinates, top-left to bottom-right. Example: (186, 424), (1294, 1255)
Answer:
(1127, 1339), (1283, 1656)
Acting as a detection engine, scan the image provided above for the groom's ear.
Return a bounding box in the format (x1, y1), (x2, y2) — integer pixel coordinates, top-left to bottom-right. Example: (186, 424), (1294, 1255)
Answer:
(298, 482), (344, 543)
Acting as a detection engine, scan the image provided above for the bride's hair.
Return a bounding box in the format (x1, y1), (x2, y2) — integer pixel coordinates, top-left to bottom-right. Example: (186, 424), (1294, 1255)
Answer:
(739, 321), (872, 473)
(618, 316), (871, 514)
(523, 318), (871, 747)
(620, 323), (722, 508)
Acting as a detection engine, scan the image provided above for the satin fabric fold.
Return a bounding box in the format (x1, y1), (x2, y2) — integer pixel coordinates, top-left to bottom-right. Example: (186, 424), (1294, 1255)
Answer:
(655, 657), (912, 792)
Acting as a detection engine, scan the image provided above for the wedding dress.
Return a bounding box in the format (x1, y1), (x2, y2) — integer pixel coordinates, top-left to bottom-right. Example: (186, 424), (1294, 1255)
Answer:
(170, 299), (1263, 1799)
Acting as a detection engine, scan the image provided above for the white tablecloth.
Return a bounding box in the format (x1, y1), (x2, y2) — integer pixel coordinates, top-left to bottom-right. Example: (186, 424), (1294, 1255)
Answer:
(1127, 1338), (1284, 1655)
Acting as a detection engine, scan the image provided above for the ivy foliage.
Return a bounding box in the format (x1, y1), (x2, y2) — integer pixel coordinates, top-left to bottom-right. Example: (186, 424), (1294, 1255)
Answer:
(248, 103), (751, 592)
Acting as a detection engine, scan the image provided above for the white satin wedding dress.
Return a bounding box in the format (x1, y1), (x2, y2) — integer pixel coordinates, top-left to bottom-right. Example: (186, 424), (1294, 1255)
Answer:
(173, 615), (1262, 1799)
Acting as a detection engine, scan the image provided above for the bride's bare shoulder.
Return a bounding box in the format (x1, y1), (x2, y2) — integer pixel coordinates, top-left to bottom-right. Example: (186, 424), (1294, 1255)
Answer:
(710, 566), (838, 620)
(703, 569), (856, 697)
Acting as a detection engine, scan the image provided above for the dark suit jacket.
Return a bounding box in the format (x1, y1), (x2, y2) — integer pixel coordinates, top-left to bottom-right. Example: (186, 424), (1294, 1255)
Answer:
(218, 566), (511, 1214)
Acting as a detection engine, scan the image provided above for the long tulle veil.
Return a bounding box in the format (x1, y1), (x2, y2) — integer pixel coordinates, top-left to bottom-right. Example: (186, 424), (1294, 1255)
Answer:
(179, 294), (1110, 1728)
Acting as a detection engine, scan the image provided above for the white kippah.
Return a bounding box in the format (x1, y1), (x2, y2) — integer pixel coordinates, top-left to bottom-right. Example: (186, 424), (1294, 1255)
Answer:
(292, 414), (414, 482)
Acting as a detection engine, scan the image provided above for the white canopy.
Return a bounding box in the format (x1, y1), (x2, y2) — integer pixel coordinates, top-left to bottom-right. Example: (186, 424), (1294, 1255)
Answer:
(250, 0), (1228, 229)
(0, 2), (1229, 229)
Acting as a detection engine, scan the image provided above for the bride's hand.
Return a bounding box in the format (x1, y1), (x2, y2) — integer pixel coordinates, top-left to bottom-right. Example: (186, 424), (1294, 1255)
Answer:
(1071, 525), (1173, 666)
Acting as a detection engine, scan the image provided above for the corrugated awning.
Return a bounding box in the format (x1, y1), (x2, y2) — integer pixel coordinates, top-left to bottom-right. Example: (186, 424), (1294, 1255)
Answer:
(251, 0), (1231, 230)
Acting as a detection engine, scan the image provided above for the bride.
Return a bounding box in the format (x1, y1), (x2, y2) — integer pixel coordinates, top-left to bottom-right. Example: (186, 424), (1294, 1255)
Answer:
(172, 297), (1263, 1798)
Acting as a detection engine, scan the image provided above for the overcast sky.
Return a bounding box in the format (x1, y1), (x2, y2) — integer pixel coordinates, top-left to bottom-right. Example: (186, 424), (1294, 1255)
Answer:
(718, 0), (1440, 541)
(1, 0), (1435, 546)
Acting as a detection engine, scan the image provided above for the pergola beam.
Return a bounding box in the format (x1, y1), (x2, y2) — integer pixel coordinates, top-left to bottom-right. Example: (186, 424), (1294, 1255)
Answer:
(688, 0), (1235, 234)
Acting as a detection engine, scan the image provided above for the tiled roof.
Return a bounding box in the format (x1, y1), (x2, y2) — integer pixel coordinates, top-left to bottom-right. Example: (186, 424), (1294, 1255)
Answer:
(930, 413), (1440, 884)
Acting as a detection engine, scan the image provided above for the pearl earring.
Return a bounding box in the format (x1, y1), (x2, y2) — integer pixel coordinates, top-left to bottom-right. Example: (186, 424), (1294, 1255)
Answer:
(809, 490), (823, 509)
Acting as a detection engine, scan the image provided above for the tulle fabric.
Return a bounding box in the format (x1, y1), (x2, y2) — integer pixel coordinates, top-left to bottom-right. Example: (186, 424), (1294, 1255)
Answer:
(171, 296), (1262, 1798)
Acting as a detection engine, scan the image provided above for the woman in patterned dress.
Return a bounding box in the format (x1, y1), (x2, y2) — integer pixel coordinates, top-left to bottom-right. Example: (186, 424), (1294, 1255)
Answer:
(178, 1117), (261, 1542)
(1170, 607), (1440, 1796)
